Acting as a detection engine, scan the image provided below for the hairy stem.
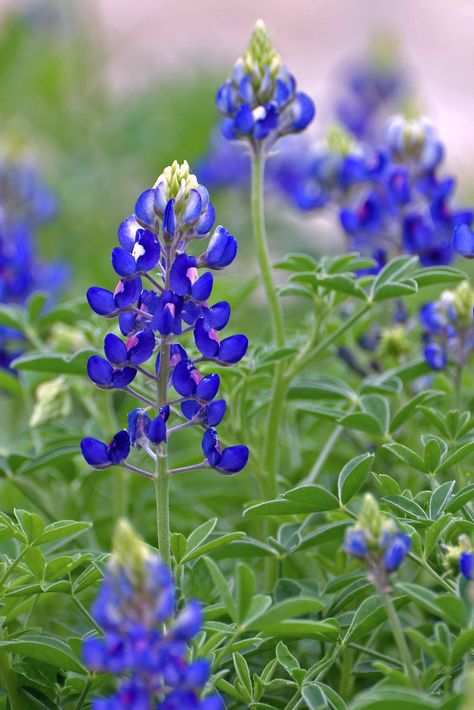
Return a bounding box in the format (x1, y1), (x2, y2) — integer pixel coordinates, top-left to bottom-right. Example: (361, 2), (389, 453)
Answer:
(251, 144), (285, 501)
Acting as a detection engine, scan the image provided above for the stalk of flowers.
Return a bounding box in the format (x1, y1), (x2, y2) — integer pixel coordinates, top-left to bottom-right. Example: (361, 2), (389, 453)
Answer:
(420, 280), (474, 376)
(0, 156), (66, 370)
(80, 160), (249, 564)
(215, 21), (315, 514)
(84, 519), (223, 710)
(344, 493), (418, 688)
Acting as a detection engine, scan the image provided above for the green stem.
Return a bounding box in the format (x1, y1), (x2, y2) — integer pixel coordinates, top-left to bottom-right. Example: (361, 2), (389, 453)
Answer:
(155, 321), (171, 567)
(0, 649), (23, 710)
(0, 546), (29, 591)
(73, 677), (92, 710)
(380, 589), (420, 689)
(71, 595), (102, 635)
(339, 646), (353, 698)
(251, 145), (285, 501)
(251, 144), (285, 349)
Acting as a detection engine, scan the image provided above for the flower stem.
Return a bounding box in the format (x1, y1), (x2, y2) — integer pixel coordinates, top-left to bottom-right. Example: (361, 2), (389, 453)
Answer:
(380, 588), (420, 689)
(251, 144), (285, 501)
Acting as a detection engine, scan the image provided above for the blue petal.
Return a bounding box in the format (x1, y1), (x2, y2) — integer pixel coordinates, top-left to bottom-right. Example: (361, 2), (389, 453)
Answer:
(135, 189), (156, 229)
(172, 599), (203, 641)
(191, 272), (213, 302)
(234, 105), (254, 134)
(117, 215), (140, 251)
(454, 224), (474, 258)
(460, 552), (474, 581)
(205, 226), (238, 268)
(87, 287), (116, 316)
(343, 529), (368, 558)
(104, 333), (128, 365)
(182, 189), (202, 224)
(217, 445), (249, 473)
(181, 400), (199, 421)
(170, 253), (195, 296)
(127, 408), (151, 446)
(206, 301), (230, 330)
(148, 415), (167, 444)
(111, 247), (137, 277)
(87, 356), (113, 387)
(80, 438), (109, 468)
(111, 367), (136, 388)
(194, 319), (220, 358)
(114, 277), (142, 309)
(127, 329), (155, 365)
(217, 334), (248, 364)
(135, 230), (160, 272)
(202, 427), (220, 466)
(196, 373), (220, 401)
(207, 399), (226, 426)
(107, 430), (130, 464)
(163, 198), (176, 238)
(172, 359), (198, 397)
(196, 201), (216, 236)
(288, 92), (315, 132)
(424, 342), (447, 371)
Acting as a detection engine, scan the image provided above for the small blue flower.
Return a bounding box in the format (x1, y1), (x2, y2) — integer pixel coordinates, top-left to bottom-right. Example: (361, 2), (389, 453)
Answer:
(80, 431), (131, 469)
(87, 277), (142, 317)
(85, 524), (223, 709)
(344, 529), (368, 559)
(199, 226), (238, 269)
(454, 224), (474, 259)
(460, 551), (474, 581)
(202, 428), (249, 474)
(383, 532), (411, 573)
(87, 356), (137, 389)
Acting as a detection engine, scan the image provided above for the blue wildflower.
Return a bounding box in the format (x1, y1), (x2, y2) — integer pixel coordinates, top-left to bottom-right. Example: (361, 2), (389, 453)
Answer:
(420, 281), (474, 372)
(84, 521), (223, 709)
(216, 20), (315, 150)
(344, 494), (411, 581)
(81, 160), (248, 479)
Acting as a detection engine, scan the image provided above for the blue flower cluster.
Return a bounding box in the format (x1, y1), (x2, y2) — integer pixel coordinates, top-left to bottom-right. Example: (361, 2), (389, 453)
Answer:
(80, 161), (249, 477)
(0, 157), (66, 370)
(335, 44), (408, 142)
(344, 494), (411, 582)
(84, 521), (223, 709)
(216, 20), (315, 150)
(420, 281), (474, 371)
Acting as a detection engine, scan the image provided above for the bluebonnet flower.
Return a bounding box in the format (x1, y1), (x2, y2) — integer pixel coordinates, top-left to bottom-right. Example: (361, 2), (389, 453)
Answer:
(81, 160), (249, 479)
(216, 20), (315, 151)
(0, 157), (67, 370)
(336, 116), (473, 268)
(84, 520), (223, 709)
(335, 39), (408, 142)
(454, 224), (474, 259)
(420, 281), (474, 372)
(443, 535), (474, 581)
(344, 494), (411, 587)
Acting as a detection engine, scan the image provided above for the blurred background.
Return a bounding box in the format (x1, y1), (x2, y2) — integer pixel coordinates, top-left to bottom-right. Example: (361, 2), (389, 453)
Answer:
(0, 0), (473, 293)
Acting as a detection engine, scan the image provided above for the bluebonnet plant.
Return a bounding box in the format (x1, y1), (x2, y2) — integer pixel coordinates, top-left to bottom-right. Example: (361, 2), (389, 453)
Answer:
(420, 281), (474, 372)
(84, 520), (223, 710)
(335, 38), (408, 142)
(80, 161), (249, 560)
(344, 493), (411, 589)
(216, 20), (315, 151)
(0, 157), (66, 369)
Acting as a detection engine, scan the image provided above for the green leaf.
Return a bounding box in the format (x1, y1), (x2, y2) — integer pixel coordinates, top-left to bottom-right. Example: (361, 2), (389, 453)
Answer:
(361, 394), (390, 435)
(383, 496), (428, 519)
(373, 280), (418, 300)
(446, 484), (474, 513)
(390, 390), (445, 432)
(255, 619), (339, 641)
(27, 292), (48, 323)
(383, 443), (426, 472)
(284, 485), (340, 512)
(0, 368), (22, 396)
(312, 682), (348, 710)
(0, 636), (85, 673)
(11, 349), (95, 375)
(412, 266), (465, 287)
(14, 509), (45, 543)
(302, 684), (326, 709)
(244, 499), (316, 517)
(276, 641), (300, 674)
(315, 274), (367, 300)
(247, 597), (325, 631)
(351, 688), (439, 709)
(343, 595), (386, 643)
(0, 304), (25, 330)
(423, 437), (445, 473)
(397, 583), (467, 627)
(203, 557), (237, 623)
(297, 521), (352, 551)
(451, 628), (474, 665)
(339, 412), (382, 435)
(338, 453), (374, 505)
(185, 518), (217, 556)
(182, 532), (245, 563)
(424, 515), (454, 558)
(429, 482), (455, 520)
(435, 442), (474, 473)
(236, 562), (255, 625)
(34, 520), (92, 546)
(233, 653), (253, 702)
(288, 377), (356, 401)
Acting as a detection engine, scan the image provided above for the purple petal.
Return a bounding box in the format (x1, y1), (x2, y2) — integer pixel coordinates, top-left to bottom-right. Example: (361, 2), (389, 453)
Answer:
(87, 356), (113, 387)
(80, 438), (109, 468)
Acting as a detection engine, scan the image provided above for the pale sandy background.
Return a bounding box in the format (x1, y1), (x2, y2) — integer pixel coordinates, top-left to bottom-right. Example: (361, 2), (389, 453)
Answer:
(2, 0), (474, 173)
